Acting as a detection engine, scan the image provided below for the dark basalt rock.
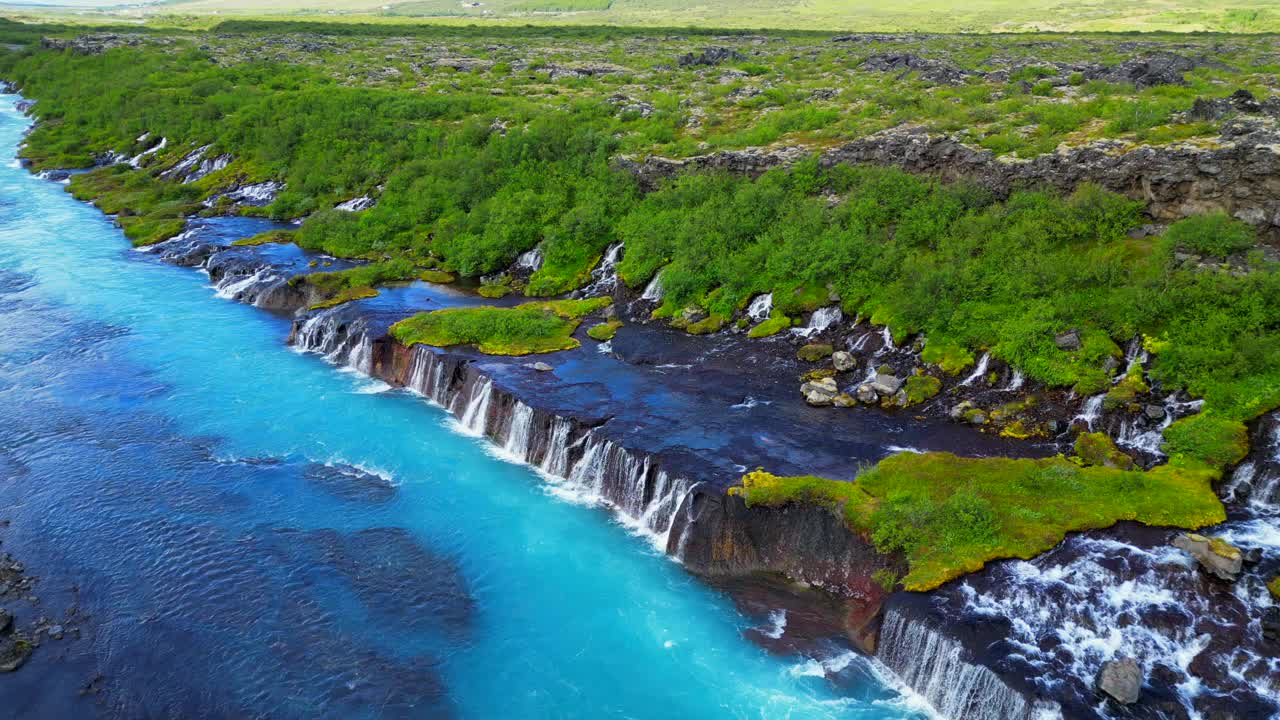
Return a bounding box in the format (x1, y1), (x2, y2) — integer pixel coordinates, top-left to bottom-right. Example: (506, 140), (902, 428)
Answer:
(0, 635), (31, 673)
(677, 46), (746, 67)
(669, 488), (899, 652)
(860, 52), (974, 85)
(1263, 606), (1280, 643)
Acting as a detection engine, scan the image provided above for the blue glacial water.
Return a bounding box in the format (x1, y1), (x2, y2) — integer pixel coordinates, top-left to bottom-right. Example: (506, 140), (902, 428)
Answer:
(0, 99), (928, 718)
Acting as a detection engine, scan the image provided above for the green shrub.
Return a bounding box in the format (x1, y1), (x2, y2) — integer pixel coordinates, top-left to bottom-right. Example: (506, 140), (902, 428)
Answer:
(1163, 212), (1255, 258)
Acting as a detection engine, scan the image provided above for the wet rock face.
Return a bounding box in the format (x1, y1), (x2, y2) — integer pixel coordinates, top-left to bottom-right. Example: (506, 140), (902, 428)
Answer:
(1173, 533), (1243, 581)
(1263, 607), (1280, 643)
(1096, 657), (1143, 705)
(669, 489), (898, 652)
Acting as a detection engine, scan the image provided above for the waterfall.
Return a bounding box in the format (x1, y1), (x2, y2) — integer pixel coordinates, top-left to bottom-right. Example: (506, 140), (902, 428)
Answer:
(291, 308), (373, 374)
(848, 330), (873, 353)
(515, 248), (544, 272)
(579, 242), (625, 296)
(1005, 369), (1025, 392)
(460, 378), (494, 435)
(375, 347), (690, 544)
(876, 607), (1055, 720)
(873, 326), (896, 355)
(159, 144), (211, 181)
(128, 136), (167, 168)
(1119, 336), (1149, 379)
(214, 266), (277, 301)
(335, 196), (375, 212)
(503, 401), (535, 459)
(639, 272), (663, 302)
(1073, 394), (1105, 431)
(959, 352), (991, 387)
(792, 306), (842, 338)
(746, 293), (773, 322)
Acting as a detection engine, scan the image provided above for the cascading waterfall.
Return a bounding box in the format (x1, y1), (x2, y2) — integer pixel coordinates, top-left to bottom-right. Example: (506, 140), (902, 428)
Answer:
(1004, 369), (1025, 392)
(746, 293), (773, 322)
(1119, 336), (1149, 378)
(579, 242), (625, 296)
(959, 352), (990, 387)
(793, 306), (842, 338)
(874, 326), (896, 356)
(875, 606), (1056, 720)
(1073, 394), (1104, 430)
(515, 248), (544, 272)
(128, 136), (167, 168)
(291, 308), (373, 374)
(360, 345), (691, 543)
(639, 272), (663, 303)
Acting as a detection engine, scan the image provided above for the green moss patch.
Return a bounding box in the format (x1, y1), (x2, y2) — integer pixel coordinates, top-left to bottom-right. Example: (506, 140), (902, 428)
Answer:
(903, 374), (942, 406)
(232, 229), (295, 247)
(1269, 576), (1280, 600)
(921, 340), (975, 376)
(420, 269), (457, 284)
(797, 343), (834, 362)
(1105, 367), (1149, 411)
(587, 320), (622, 341)
(478, 284), (513, 299)
(748, 314), (791, 338)
(1162, 413), (1249, 468)
(390, 297), (610, 356)
(732, 452), (1224, 591)
(1074, 432), (1136, 470)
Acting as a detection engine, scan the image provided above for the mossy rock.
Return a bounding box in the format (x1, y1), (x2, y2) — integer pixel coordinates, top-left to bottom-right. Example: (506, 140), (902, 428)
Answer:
(920, 340), (975, 376)
(1162, 413), (1248, 468)
(587, 320), (622, 341)
(1269, 576), (1280, 600)
(1074, 432), (1135, 470)
(420, 269), (457, 284)
(686, 314), (727, 335)
(478, 284), (512, 299)
(1104, 368), (1149, 411)
(797, 343), (834, 362)
(748, 314), (791, 338)
(1000, 419), (1044, 440)
(903, 374), (942, 407)
(801, 368), (837, 381)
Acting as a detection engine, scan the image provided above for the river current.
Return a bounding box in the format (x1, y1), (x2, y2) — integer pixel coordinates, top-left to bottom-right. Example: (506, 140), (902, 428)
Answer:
(0, 99), (933, 717)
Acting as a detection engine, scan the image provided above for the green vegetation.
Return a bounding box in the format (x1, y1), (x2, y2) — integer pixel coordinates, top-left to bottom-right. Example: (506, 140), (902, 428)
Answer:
(903, 374), (942, 407)
(1164, 212), (1257, 258)
(748, 314), (791, 338)
(291, 258), (423, 308)
(232, 229), (295, 246)
(587, 319), (622, 341)
(921, 341), (975, 376)
(390, 297), (610, 355)
(1105, 366), (1150, 411)
(733, 455), (1224, 590)
(1269, 575), (1280, 600)
(1074, 431), (1136, 470)
(29, 0), (1280, 33)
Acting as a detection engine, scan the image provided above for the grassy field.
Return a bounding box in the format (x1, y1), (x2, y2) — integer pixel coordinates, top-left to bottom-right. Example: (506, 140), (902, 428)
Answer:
(5, 0), (1280, 33)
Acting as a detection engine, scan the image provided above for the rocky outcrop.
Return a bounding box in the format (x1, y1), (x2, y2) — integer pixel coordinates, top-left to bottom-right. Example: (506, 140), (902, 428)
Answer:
(677, 47), (745, 67)
(618, 119), (1280, 239)
(669, 488), (897, 652)
(40, 33), (157, 55)
(860, 53), (974, 85)
(1172, 532), (1244, 581)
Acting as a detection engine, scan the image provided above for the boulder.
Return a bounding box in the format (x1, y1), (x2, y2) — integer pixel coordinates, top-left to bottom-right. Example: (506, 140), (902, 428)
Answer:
(0, 636), (30, 673)
(1055, 329), (1082, 351)
(0, 609), (10, 635)
(1262, 607), (1280, 643)
(832, 351), (857, 372)
(677, 47), (745, 67)
(869, 373), (903, 395)
(832, 393), (857, 408)
(797, 343), (834, 362)
(1173, 533), (1243, 581)
(1144, 404), (1167, 420)
(949, 400), (974, 420)
(531, 362), (553, 372)
(1096, 657), (1142, 705)
(855, 384), (878, 404)
(801, 377), (839, 406)
(680, 306), (708, 324)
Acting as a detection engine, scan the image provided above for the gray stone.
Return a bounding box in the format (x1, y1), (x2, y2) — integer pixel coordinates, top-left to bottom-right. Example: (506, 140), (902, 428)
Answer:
(831, 351), (857, 372)
(869, 373), (903, 396)
(0, 636), (31, 673)
(855, 384), (878, 404)
(1096, 657), (1142, 705)
(680, 306), (708, 324)
(800, 377), (839, 406)
(949, 401), (974, 421)
(832, 393), (856, 408)
(1144, 404), (1167, 420)
(1055, 330), (1082, 351)
(0, 609), (10, 635)
(531, 362), (553, 372)
(1173, 533), (1243, 581)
